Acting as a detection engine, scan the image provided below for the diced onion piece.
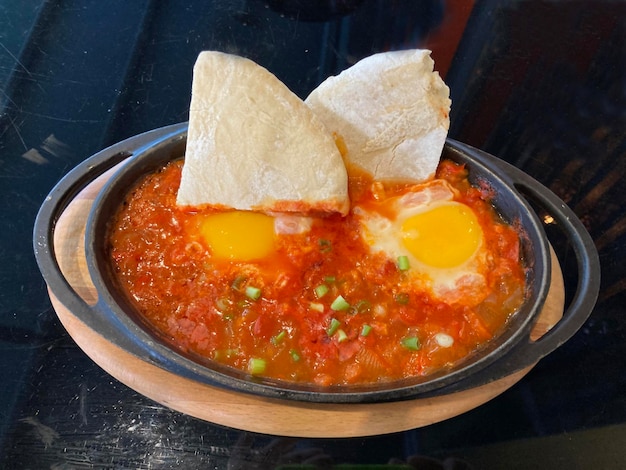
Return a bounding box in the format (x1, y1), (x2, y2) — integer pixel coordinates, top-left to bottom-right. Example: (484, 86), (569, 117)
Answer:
(373, 304), (387, 317)
(434, 333), (454, 348)
(309, 302), (324, 312)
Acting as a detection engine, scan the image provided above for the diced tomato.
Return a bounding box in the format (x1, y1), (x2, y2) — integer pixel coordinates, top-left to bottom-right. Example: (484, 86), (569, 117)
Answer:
(108, 159), (526, 386)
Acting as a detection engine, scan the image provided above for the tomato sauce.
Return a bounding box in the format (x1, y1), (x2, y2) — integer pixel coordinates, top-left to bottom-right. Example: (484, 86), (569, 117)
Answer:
(108, 159), (526, 386)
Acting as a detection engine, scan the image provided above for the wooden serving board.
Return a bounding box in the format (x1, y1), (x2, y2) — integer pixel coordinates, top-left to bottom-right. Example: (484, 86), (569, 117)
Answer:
(49, 161), (565, 438)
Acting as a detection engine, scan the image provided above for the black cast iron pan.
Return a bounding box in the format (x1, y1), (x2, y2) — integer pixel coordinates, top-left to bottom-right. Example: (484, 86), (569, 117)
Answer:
(34, 123), (600, 404)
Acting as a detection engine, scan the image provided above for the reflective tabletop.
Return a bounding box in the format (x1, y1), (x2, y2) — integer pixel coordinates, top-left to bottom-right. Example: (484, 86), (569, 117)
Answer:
(1, 1), (625, 468)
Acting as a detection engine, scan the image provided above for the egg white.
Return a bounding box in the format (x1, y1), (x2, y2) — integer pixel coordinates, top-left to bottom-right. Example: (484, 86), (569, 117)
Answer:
(355, 180), (489, 306)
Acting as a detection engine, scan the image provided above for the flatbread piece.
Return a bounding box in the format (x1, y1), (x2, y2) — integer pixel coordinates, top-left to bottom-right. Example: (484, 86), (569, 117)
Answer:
(305, 49), (451, 182)
(177, 51), (349, 215)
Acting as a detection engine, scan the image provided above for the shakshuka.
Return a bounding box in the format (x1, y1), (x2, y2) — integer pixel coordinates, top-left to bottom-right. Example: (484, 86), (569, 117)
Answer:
(107, 159), (526, 386)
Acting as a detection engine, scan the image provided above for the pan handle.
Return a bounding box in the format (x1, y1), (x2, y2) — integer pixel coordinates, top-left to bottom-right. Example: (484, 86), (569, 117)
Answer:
(33, 123), (188, 360)
(431, 144), (601, 396)
(494, 156), (600, 361)
(450, 146), (601, 398)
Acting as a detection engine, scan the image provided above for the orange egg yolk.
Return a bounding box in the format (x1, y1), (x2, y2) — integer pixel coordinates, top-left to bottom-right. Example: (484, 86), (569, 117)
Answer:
(401, 202), (482, 268)
(199, 211), (276, 261)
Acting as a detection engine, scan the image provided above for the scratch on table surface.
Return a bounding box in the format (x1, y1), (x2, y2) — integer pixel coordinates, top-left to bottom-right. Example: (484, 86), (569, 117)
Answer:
(79, 382), (88, 425)
(20, 416), (60, 449)
(1, 85), (19, 110)
(20, 110), (102, 123)
(0, 41), (33, 77)
(8, 114), (28, 151)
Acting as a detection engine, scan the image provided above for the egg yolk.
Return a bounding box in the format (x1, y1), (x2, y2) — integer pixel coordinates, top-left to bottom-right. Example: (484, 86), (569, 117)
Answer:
(199, 211), (276, 261)
(401, 202), (482, 268)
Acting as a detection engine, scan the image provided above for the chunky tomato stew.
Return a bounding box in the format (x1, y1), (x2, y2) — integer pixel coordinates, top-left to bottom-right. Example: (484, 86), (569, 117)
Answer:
(108, 159), (525, 386)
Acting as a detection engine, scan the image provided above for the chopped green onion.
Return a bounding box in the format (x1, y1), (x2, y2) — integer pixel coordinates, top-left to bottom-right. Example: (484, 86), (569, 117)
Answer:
(336, 329), (348, 342)
(289, 349), (301, 362)
(215, 298), (232, 312)
(351, 299), (371, 314)
(361, 324), (372, 337)
(327, 318), (341, 336)
(314, 284), (329, 299)
(319, 239), (332, 253)
(213, 348), (239, 360)
(397, 255), (410, 271)
(324, 276), (336, 283)
(309, 302), (325, 312)
(271, 330), (287, 345)
(231, 275), (246, 291)
(330, 295), (350, 311)
(395, 292), (410, 305)
(245, 286), (262, 300)
(248, 358), (267, 375)
(401, 336), (421, 351)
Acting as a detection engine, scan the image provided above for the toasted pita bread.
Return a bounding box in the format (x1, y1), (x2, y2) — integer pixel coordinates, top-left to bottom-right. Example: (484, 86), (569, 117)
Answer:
(177, 51), (349, 215)
(305, 49), (451, 182)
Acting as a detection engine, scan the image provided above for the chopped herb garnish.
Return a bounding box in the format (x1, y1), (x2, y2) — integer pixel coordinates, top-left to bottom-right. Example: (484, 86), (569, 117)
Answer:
(397, 255), (410, 271)
(231, 275), (246, 291)
(395, 292), (410, 305)
(271, 330), (287, 345)
(213, 348), (239, 360)
(351, 299), (371, 314)
(327, 318), (341, 336)
(401, 336), (421, 351)
(361, 324), (372, 337)
(330, 295), (350, 311)
(336, 329), (348, 343)
(245, 286), (262, 300)
(324, 276), (336, 283)
(319, 239), (332, 253)
(215, 298), (232, 312)
(314, 284), (329, 299)
(248, 358), (266, 375)
(289, 349), (301, 362)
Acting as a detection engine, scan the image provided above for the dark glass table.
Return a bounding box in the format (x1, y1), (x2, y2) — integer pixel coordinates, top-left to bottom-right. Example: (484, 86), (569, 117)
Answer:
(1, 1), (624, 467)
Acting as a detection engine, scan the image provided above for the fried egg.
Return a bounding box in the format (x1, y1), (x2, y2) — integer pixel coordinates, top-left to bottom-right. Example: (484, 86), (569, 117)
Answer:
(356, 180), (489, 305)
(194, 211), (313, 261)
